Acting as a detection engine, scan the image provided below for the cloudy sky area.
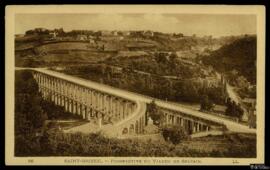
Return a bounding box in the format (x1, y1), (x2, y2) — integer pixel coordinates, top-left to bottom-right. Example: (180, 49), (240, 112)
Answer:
(15, 14), (256, 37)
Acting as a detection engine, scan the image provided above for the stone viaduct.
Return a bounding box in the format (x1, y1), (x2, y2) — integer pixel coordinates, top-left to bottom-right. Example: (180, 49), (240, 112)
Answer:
(30, 68), (229, 137)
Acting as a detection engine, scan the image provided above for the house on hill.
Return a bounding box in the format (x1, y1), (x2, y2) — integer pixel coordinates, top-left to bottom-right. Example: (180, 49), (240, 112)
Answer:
(77, 34), (88, 41)
(130, 31), (144, 37)
(143, 30), (154, 37)
(111, 31), (118, 36)
(49, 31), (58, 38)
(89, 39), (95, 44)
(87, 35), (96, 44)
(122, 31), (130, 36)
(101, 30), (112, 36)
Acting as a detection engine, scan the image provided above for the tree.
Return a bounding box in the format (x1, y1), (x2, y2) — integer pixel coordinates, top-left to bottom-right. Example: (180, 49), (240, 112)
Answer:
(39, 130), (53, 155)
(200, 94), (214, 111)
(225, 98), (244, 120)
(206, 86), (226, 105)
(169, 52), (177, 62)
(28, 95), (48, 129)
(248, 108), (256, 128)
(15, 71), (47, 132)
(162, 125), (188, 145)
(225, 98), (233, 116)
(235, 103), (244, 120)
(236, 76), (249, 89)
(154, 52), (168, 63)
(25, 29), (35, 35)
(105, 66), (112, 79)
(15, 70), (49, 156)
(147, 100), (164, 126)
(168, 52), (178, 70)
(181, 81), (200, 102)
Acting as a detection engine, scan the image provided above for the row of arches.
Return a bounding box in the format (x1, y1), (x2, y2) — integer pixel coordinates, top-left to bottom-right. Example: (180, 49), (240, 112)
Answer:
(163, 111), (211, 134)
(121, 115), (146, 135)
(33, 72), (138, 127)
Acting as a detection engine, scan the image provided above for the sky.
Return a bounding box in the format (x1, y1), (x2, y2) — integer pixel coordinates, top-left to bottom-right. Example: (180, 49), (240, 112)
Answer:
(15, 13), (256, 37)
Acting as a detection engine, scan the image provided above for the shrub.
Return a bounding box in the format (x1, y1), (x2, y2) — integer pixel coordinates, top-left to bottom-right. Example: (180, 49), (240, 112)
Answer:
(162, 125), (188, 145)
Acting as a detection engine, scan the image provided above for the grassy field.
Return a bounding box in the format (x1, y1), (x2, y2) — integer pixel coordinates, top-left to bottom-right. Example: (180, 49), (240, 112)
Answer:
(15, 41), (119, 67)
(36, 42), (91, 51)
(15, 49), (116, 67)
(119, 130), (256, 157)
(176, 132), (256, 157)
(41, 130), (256, 157)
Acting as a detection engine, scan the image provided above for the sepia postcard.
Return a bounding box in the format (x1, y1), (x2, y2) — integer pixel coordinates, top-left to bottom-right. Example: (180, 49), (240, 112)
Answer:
(5, 5), (265, 165)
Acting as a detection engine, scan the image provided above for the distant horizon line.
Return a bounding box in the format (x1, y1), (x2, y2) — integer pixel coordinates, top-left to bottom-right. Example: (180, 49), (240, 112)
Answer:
(15, 27), (257, 38)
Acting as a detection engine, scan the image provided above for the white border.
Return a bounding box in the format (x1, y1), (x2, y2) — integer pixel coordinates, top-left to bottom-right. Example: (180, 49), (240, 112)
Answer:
(5, 5), (265, 165)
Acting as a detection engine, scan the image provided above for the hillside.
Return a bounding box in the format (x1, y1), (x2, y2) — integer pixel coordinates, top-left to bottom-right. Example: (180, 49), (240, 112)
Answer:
(201, 35), (256, 84)
(15, 33), (255, 70)
(15, 41), (116, 67)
